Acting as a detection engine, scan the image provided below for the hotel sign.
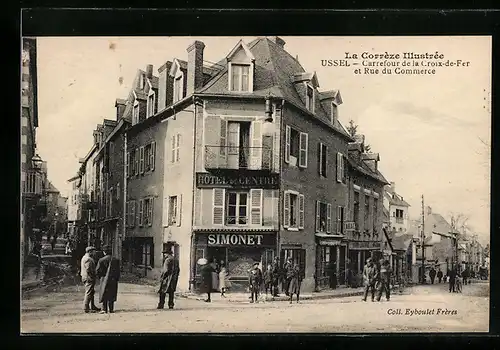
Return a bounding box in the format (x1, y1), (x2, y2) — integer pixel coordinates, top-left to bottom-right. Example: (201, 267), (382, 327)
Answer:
(349, 241), (381, 250)
(196, 172), (279, 189)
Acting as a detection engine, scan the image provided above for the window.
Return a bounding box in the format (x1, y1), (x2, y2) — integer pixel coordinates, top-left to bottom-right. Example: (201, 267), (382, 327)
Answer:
(373, 198), (378, 232)
(174, 75), (183, 102)
(353, 191), (360, 230)
(133, 103), (140, 125)
(337, 206), (345, 235)
(171, 134), (181, 163)
(284, 191), (304, 230)
(168, 196), (178, 226)
(134, 148), (139, 176)
(116, 183), (120, 200)
(306, 84), (314, 111)
(336, 152), (345, 183)
(147, 93), (155, 118)
(230, 64), (250, 92)
(318, 142), (328, 177)
(364, 195), (371, 234)
(395, 209), (404, 218)
(226, 192), (248, 225)
(139, 146), (145, 174)
(315, 201), (332, 233)
(285, 125), (308, 168)
(138, 199), (144, 227)
(331, 102), (338, 124)
(143, 197), (154, 227)
(142, 141), (156, 172)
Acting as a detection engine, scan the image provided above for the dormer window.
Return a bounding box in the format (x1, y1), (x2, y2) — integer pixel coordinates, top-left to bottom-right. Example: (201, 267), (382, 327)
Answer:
(147, 92), (156, 118)
(306, 84), (314, 111)
(133, 102), (140, 125)
(174, 75), (183, 102)
(331, 102), (338, 124)
(230, 64), (250, 92)
(139, 73), (146, 89)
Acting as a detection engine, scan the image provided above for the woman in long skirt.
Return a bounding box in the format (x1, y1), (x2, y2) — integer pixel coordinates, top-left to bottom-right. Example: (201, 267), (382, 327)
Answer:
(219, 261), (231, 297)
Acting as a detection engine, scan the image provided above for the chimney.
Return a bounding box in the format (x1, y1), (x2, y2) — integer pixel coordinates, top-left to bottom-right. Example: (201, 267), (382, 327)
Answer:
(158, 61), (173, 111)
(268, 36), (286, 49)
(146, 64), (153, 79)
(427, 206), (432, 215)
(115, 99), (126, 121)
(390, 181), (396, 193)
(186, 41), (205, 96)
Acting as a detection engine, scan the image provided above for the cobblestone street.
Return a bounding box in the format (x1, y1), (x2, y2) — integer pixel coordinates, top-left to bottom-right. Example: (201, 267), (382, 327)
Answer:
(21, 280), (489, 333)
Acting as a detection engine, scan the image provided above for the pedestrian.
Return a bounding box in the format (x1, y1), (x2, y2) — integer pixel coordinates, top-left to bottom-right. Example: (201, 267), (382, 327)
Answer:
(271, 257), (280, 297)
(51, 235), (57, 251)
(376, 260), (392, 302)
(283, 257), (293, 297)
(65, 241), (72, 256)
(157, 243), (180, 310)
(95, 245), (121, 314)
(437, 269), (443, 283)
(263, 264), (273, 297)
(218, 261), (230, 298)
(448, 265), (457, 293)
(287, 263), (302, 304)
(249, 262), (263, 303)
(362, 258), (378, 302)
(429, 267), (436, 284)
(346, 259), (353, 288)
(211, 258), (220, 293)
(200, 258), (215, 302)
(462, 267), (469, 286)
(80, 246), (101, 313)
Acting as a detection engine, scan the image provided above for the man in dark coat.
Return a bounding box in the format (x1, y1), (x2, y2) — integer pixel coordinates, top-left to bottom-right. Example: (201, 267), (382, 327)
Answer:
(462, 267), (469, 285)
(448, 266), (457, 293)
(96, 245), (121, 313)
(249, 262), (263, 303)
(157, 244), (180, 309)
(271, 257), (281, 296)
(283, 257), (293, 297)
(429, 267), (436, 284)
(287, 263), (302, 304)
(362, 258), (378, 302)
(200, 260), (215, 302)
(437, 269), (443, 283)
(376, 260), (392, 302)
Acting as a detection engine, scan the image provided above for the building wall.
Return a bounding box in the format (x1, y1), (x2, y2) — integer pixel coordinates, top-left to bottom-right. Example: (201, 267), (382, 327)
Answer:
(162, 108), (196, 291)
(388, 203), (410, 233)
(126, 120), (168, 277)
(281, 103), (349, 292)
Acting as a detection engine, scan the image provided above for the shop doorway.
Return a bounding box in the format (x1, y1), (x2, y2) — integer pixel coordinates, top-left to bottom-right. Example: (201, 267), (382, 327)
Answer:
(338, 246), (346, 285)
(316, 246), (337, 289)
(207, 246), (227, 270)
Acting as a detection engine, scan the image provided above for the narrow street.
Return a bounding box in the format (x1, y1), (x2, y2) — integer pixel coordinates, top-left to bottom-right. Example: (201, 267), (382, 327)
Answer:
(21, 280), (489, 333)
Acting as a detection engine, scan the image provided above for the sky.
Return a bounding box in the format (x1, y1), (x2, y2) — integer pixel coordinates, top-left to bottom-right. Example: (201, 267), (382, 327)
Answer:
(34, 36), (491, 245)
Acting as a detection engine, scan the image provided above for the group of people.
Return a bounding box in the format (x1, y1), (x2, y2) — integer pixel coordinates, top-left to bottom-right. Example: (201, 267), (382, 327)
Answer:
(79, 245), (121, 313)
(197, 256), (303, 304)
(361, 258), (392, 302)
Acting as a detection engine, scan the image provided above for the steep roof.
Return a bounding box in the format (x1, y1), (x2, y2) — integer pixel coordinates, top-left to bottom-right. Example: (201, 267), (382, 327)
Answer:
(346, 153), (390, 185)
(392, 233), (413, 251)
(197, 37), (351, 139)
(384, 189), (411, 207)
(46, 181), (60, 194)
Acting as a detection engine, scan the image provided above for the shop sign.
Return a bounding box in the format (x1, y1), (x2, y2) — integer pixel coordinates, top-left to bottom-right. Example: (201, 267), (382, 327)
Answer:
(207, 233), (274, 246)
(196, 172), (279, 189)
(350, 241), (381, 249)
(319, 240), (341, 246)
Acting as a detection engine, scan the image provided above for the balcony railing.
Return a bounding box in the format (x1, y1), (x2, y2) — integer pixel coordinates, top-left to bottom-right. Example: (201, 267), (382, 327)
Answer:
(395, 217), (404, 224)
(205, 145), (273, 170)
(23, 171), (43, 196)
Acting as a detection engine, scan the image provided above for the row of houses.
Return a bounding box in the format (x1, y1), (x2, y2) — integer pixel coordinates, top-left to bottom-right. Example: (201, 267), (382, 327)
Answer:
(67, 36), (418, 293)
(381, 182), (488, 283)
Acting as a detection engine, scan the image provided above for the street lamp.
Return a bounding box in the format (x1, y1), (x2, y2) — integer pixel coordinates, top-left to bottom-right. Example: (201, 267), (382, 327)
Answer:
(32, 153), (43, 171)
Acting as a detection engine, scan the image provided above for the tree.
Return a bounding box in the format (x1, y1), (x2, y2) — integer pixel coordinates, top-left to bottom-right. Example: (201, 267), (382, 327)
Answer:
(347, 119), (372, 153)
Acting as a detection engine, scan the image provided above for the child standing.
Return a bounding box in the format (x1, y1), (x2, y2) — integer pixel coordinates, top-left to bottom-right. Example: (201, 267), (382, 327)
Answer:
(249, 262), (263, 303)
(263, 264), (273, 297)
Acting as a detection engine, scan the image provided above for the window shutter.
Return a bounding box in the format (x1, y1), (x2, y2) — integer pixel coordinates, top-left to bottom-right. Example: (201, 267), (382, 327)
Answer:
(162, 197), (169, 227)
(285, 125), (291, 164)
(220, 119), (227, 156)
(273, 132), (280, 173)
(176, 134), (181, 162)
(134, 149), (139, 176)
(283, 191), (290, 228)
(315, 201), (321, 233)
(341, 206), (345, 234)
(150, 141), (156, 171)
(250, 189), (263, 225)
(327, 203), (332, 233)
(125, 201), (129, 227)
(126, 151), (130, 178)
(138, 199), (144, 227)
(249, 121), (262, 170)
(298, 194), (305, 229)
(131, 200), (136, 227)
(171, 135), (176, 163)
(337, 206), (341, 235)
(340, 153), (345, 182)
(299, 132), (308, 168)
(176, 194), (182, 227)
(318, 142), (323, 175)
(148, 197), (154, 227)
(213, 188), (225, 225)
(139, 147), (145, 173)
(324, 145), (328, 177)
(336, 152), (342, 182)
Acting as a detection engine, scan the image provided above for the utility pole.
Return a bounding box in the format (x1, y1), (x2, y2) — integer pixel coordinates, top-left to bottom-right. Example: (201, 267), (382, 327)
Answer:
(421, 195), (425, 284)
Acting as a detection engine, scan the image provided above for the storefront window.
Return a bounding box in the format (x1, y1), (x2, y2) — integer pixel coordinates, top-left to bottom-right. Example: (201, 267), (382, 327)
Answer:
(228, 247), (263, 277)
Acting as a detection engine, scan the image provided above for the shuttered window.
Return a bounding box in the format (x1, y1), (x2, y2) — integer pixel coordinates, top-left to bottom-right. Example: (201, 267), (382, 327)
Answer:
(299, 132), (308, 168)
(130, 200), (136, 227)
(150, 141), (156, 171)
(283, 191), (290, 228)
(134, 149), (139, 176)
(318, 142), (327, 177)
(336, 152), (344, 183)
(249, 121), (262, 170)
(284, 125), (291, 163)
(250, 189), (263, 225)
(138, 199), (144, 227)
(213, 188), (225, 225)
(171, 135), (176, 163)
(298, 194), (305, 229)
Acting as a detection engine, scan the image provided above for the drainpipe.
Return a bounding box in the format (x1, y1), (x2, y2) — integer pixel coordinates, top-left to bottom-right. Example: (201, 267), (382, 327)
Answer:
(122, 130), (127, 266)
(277, 99), (284, 265)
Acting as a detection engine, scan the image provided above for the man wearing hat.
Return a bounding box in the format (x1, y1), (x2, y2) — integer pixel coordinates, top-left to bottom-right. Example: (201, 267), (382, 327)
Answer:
(248, 262), (263, 303)
(96, 245), (121, 313)
(283, 257), (293, 297)
(157, 243), (180, 309)
(362, 257), (379, 302)
(80, 246), (100, 313)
